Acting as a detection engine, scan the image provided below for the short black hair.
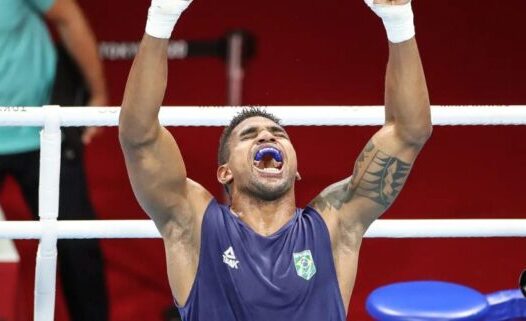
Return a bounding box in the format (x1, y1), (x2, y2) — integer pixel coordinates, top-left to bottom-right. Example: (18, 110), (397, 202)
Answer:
(218, 107), (281, 165)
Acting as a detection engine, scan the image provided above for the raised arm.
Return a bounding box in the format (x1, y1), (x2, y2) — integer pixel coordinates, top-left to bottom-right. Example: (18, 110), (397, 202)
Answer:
(311, 0), (431, 243)
(120, 0), (212, 304)
(119, 1), (211, 240)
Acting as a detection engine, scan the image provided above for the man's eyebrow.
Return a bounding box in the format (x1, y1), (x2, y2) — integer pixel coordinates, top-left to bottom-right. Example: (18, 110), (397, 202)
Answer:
(239, 126), (258, 137)
(238, 125), (288, 138)
(269, 126), (288, 136)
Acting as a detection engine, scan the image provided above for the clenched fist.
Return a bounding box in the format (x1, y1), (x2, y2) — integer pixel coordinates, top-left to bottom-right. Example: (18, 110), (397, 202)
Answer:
(364, 0), (415, 43)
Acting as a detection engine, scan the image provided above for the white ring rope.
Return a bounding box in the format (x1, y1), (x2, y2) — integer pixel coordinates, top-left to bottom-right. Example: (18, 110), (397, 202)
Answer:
(0, 219), (525, 239)
(1, 106), (526, 126)
(1, 105), (525, 321)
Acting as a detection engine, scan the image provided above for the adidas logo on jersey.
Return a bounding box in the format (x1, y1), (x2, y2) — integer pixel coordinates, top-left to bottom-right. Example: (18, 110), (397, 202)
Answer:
(223, 246), (240, 269)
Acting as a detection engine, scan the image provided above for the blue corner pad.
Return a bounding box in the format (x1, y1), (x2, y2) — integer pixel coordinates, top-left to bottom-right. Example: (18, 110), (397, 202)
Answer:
(366, 281), (489, 321)
(485, 289), (526, 321)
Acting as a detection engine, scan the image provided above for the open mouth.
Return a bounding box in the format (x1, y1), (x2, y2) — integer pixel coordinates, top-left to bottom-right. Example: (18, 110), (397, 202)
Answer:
(252, 146), (283, 174)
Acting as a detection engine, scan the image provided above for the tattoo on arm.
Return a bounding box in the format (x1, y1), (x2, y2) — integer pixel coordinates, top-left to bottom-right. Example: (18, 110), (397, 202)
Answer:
(310, 177), (353, 212)
(353, 141), (411, 207)
(311, 140), (412, 211)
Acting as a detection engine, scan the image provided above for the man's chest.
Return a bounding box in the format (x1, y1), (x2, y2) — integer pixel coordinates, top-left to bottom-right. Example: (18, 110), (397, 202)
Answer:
(216, 242), (327, 305)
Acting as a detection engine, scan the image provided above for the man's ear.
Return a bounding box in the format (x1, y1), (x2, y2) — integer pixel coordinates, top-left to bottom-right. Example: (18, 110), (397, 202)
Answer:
(217, 164), (233, 186)
(296, 172), (302, 181)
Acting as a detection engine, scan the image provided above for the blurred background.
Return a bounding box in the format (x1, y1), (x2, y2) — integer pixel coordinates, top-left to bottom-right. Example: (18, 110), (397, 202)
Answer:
(1, 0), (526, 320)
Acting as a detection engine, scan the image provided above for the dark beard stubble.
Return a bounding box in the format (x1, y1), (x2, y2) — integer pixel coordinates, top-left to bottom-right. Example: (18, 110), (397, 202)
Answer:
(241, 176), (294, 202)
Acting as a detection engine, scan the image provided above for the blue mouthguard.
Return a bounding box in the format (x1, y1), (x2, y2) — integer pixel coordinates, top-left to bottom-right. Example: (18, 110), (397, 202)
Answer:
(254, 147), (283, 162)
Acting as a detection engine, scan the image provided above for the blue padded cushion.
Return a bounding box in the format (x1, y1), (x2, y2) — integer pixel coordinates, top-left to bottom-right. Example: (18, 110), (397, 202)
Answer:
(366, 281), (489, 321)
(485, 289), (526, 321)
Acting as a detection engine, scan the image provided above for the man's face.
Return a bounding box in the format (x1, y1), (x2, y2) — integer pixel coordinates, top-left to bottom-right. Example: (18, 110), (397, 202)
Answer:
(218, 116), (299, 201)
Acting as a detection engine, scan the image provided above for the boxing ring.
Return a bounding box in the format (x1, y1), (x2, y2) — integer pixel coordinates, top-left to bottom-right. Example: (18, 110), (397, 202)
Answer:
(0, 105), (526, 321)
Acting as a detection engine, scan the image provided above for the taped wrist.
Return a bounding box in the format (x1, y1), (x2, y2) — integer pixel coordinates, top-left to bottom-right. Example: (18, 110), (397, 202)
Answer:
(365, 0), (415, 43)
(145, 0), (192, 39)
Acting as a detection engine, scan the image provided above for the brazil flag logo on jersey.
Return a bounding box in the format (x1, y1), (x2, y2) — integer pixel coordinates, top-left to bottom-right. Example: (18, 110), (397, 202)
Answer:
(293, 250), (317, 280)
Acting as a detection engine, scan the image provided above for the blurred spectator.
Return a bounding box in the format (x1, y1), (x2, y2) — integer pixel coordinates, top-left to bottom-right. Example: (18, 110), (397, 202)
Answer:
(0, 0), (108, 320)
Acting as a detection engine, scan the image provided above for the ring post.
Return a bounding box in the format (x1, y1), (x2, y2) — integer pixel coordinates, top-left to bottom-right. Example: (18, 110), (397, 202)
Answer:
(34, 105), (61, 321)
(227, 32), (244, 106)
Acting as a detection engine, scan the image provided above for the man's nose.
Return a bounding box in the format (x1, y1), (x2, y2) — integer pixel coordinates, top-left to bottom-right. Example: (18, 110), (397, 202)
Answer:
(257, 130), (276, 143)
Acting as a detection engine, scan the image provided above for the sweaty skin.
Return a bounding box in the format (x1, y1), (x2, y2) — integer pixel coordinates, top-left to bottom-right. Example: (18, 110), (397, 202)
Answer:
(119, 0), (431, 313)
(311, 36), (431, 307)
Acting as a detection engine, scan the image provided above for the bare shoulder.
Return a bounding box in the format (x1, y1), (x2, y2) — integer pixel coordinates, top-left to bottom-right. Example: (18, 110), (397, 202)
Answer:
(161, 178), (213, 244)
(309, 177), (364, 250)
(185, 179), (214, 221)
(310, 177), (354, 214)
(310, 126), (427, 248)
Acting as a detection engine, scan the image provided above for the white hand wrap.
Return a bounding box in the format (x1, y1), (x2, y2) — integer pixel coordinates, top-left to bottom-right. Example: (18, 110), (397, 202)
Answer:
(145, 0), (192, 39)
(364, 0), (415, 43)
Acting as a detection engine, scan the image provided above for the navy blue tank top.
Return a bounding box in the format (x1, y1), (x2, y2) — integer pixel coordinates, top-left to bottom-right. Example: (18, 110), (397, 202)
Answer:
(177, 199), (346, 321)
